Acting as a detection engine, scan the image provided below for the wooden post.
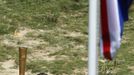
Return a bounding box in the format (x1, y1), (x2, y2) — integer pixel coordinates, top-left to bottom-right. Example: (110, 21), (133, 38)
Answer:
(19, 47), (27, 75)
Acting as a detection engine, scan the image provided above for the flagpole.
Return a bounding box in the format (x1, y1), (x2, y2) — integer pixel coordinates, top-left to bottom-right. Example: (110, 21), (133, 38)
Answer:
(88, 0), (99, 75)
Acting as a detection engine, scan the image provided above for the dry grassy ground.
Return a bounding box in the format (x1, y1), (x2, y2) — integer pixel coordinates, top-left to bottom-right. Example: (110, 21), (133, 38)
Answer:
(0, 0), (134, 75)
(0, 0), (87, 75)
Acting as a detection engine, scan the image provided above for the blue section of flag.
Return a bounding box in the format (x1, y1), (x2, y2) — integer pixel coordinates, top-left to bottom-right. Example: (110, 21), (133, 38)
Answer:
(118, 0), (133, 36)
(127, 0), (133, 8)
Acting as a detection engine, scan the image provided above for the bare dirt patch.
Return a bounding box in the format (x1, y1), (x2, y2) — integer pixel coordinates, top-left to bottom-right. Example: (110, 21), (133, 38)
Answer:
(0, 60), (36, 75)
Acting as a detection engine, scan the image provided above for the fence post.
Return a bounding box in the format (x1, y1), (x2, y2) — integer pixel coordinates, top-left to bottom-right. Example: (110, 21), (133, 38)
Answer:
(19, 47), (27, 75)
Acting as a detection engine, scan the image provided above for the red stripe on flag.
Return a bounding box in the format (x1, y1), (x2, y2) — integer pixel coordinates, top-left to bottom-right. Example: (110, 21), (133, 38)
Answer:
(101, 0), (112, 60)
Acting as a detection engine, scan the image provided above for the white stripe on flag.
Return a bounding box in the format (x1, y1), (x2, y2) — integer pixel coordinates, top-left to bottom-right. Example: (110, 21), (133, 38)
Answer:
(107, 0), (121, 58)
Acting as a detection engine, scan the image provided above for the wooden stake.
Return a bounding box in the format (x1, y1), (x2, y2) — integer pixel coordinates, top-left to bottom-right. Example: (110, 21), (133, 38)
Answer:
(19, 47), (27, 75)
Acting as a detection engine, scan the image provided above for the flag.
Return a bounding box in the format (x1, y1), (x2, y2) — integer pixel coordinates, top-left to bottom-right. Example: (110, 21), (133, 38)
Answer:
(100, 0), (132, 60)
